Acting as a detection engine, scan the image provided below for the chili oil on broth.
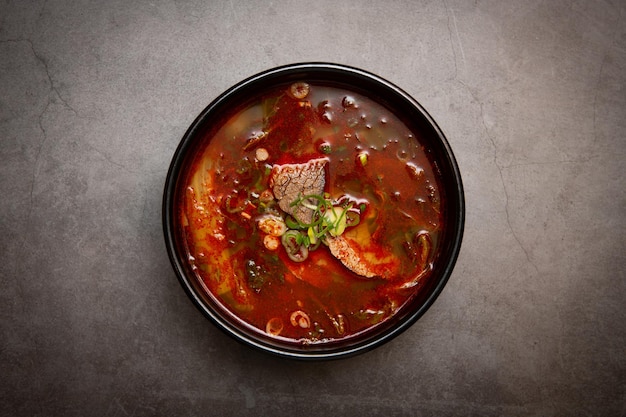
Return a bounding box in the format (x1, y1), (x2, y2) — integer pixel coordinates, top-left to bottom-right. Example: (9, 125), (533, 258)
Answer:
(178, 83), (443, 344)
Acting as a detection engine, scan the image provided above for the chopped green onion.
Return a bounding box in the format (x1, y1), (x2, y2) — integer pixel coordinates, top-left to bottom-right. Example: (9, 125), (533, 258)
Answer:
(300, 200), (319, 211)
(281, 230), (309, 262)
(225, 195), (246, 213)
(346, 211), (360, 227)
(357, 152), (368, 167)
(307, 227), (317, 245)
(285, 216), (300, 229)
(319, 142), (332, 154)
(324, 206), (348, 237)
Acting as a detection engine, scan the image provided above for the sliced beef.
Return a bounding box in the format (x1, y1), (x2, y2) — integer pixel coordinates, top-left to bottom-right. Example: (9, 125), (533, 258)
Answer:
(269, 158), (328, 224)
(325, 235), (377, 278)
(326, 233), (401, 280)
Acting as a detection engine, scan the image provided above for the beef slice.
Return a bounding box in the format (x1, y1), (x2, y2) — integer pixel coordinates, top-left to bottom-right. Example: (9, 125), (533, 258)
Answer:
(269, 158), (328, 224)
(326, 234), (400, 279)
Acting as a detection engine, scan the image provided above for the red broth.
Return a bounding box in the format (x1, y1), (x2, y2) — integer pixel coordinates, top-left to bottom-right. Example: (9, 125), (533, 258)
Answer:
(176, 83), (444, 344)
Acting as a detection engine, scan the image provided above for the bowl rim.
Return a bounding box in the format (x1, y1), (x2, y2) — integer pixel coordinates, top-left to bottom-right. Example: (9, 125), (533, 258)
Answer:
(162, 62), (465, 360)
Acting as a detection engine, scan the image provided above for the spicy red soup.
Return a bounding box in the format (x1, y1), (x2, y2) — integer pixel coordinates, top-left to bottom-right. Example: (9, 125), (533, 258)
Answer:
(176, 82), (443, 344)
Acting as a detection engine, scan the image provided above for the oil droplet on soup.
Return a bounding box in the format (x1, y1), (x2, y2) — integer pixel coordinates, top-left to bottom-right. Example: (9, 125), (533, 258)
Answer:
(177, 83), (444, 344)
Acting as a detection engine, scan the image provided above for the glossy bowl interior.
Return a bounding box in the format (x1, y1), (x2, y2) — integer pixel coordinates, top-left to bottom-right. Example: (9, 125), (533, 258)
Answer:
(163, 63), (464, 360)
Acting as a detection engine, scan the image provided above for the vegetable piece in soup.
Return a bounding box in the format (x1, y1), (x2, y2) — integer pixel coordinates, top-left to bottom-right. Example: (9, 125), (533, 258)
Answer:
(178, 82), (443, 344)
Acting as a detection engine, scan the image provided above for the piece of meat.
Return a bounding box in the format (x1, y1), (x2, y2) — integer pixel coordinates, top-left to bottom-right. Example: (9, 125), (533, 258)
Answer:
(326, 233), (401, 279)
(269, 158), (328, 224)
(326, 235), (377, 278)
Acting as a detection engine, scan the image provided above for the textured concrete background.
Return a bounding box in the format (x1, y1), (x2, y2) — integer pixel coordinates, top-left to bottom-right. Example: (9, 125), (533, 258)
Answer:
(1, 0), (624, 415)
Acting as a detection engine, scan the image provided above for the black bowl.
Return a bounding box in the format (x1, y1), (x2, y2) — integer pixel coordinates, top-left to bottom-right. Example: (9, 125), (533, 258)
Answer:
(163, 63), (464, 360)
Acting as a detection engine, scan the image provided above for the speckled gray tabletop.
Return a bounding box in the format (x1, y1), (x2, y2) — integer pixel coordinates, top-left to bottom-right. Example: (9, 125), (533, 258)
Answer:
(1, 1), (625, 416)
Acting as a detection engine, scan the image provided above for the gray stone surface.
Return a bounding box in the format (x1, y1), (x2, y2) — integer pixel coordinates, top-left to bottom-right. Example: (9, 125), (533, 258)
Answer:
(1, 0), (624, 415)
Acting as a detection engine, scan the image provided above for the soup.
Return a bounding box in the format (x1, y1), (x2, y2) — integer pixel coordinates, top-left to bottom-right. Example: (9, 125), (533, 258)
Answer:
(176, 82), (444, 344)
